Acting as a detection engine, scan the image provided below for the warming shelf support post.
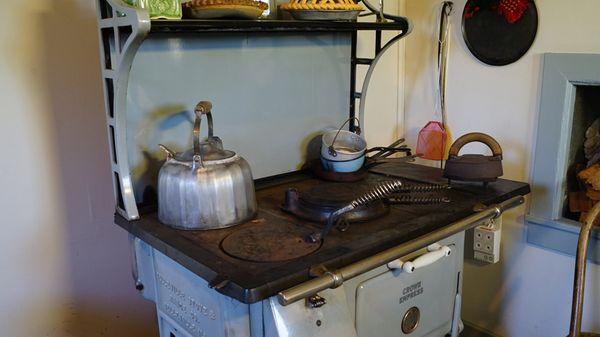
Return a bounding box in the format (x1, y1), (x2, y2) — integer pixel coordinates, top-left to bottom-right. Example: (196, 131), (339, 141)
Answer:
(96, 0), (150, 220)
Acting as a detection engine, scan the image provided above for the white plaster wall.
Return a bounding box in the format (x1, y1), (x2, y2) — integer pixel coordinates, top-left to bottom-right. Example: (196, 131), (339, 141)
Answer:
(404, 0), (600, 336)
(0, 1), (157, 336)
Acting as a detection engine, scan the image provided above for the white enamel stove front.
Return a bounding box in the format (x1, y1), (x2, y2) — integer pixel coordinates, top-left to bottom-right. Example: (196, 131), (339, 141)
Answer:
(266, 232), (464, 337)
(132, 231), (464, 337)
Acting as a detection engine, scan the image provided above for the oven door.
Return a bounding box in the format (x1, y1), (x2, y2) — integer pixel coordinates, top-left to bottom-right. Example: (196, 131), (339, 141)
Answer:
(354, 238), (462, 337)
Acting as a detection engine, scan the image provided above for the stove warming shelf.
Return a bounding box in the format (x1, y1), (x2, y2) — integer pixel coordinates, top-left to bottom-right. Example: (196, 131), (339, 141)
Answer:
(115, 163), (529, 303)
(149, 19), (410, 34)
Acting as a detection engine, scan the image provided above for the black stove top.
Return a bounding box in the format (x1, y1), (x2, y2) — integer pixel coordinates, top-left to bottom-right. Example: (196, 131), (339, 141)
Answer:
(115, 163), (530, 303)
(303, 182), (378, 206)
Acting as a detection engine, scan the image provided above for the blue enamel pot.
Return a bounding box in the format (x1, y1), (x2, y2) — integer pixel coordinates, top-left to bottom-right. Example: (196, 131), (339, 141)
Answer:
(320, 154), (365, 173)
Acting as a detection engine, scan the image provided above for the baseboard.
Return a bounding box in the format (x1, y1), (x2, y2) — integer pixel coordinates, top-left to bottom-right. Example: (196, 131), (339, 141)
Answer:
(461, 321), (501, 337)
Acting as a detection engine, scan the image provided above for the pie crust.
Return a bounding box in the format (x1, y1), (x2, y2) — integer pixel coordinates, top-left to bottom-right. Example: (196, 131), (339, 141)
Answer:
(280, 0), (363, 11)
(183, 0), (268, 11)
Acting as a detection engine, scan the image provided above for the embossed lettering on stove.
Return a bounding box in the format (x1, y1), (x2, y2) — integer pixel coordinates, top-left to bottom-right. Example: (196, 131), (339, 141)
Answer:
(399, 281), (424, 304)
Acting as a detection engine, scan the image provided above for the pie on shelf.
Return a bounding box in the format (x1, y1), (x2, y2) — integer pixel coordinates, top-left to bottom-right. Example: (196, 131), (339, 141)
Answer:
(279, 0), (363, 20)
(280, 0), (363, 11)
(183, 0), (269, 19)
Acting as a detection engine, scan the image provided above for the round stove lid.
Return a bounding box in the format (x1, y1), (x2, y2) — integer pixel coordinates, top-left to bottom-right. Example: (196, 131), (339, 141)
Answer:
(221, 221), (321, 263)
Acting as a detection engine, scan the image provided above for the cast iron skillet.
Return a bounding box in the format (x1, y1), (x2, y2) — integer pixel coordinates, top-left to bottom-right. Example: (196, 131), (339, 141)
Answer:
(462, 0), (538, 66)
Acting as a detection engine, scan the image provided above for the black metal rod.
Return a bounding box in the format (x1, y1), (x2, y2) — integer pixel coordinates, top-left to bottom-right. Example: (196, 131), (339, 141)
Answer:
(355, 58), (374, 65)
(349, 31), (358, 132)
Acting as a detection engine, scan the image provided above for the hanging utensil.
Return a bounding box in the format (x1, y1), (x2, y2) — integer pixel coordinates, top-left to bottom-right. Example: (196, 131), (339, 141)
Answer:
(416, 1), (453, 162)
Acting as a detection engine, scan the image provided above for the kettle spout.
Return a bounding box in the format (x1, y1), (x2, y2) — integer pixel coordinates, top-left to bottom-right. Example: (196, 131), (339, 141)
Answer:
(158, 144), (176, 159)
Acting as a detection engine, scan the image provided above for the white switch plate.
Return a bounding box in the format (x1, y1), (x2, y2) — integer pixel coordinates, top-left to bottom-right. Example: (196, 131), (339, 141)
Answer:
(473, 217), (502, 264)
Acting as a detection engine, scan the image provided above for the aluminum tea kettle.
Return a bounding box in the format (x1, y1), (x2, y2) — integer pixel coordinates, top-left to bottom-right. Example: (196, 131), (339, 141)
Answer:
(158, 101), (257, 230)
(443, 132), (503, 183)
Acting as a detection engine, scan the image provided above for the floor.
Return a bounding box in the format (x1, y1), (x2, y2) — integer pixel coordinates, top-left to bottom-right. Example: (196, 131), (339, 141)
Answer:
(462, 322), (497, 337)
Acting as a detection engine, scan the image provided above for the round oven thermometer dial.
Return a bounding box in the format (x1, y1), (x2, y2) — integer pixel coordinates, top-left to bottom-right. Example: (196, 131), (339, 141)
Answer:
(401, 306), (421, 334)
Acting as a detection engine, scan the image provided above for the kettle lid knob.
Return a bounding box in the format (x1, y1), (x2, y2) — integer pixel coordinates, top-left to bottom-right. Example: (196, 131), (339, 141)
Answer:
(195, 101), (213, 115)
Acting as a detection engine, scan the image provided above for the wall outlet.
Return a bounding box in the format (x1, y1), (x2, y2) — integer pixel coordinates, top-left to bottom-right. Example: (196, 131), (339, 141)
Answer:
(473, 217), (501, 264)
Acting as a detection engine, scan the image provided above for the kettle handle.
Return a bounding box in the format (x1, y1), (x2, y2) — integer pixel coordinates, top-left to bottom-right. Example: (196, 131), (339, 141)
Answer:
(192, 101), (214, 165)
(448, 132), (503, 158)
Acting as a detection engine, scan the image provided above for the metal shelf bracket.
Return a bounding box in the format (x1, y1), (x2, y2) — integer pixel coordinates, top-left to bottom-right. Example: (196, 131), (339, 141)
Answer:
(96, 0), (150, 220)
(352, 29), (410, 133)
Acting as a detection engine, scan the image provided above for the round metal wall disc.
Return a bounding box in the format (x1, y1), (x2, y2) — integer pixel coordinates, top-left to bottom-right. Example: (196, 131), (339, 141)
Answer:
(221, 221), (321, 262)
(462, 0), (538, 66)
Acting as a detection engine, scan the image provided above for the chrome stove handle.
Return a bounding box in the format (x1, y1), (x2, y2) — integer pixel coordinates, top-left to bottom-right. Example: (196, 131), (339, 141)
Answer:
(387, 243), (452, 273)
(278, 195), (525, 306)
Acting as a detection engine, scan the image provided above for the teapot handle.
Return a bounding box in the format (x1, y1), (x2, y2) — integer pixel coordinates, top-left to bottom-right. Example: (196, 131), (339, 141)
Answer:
(192, 101), (214, 165)
(448, 132), (503, 158)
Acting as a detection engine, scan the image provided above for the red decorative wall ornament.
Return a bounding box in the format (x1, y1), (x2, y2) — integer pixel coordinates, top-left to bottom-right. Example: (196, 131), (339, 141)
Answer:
(463, 2), (481, 20)
(497, 0), (530, 23)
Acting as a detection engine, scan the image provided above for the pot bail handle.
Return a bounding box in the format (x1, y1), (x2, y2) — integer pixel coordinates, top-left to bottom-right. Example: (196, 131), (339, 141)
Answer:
(328, 117), (362, 157)
(193, 100), (214, 166)
(448, 132), (503, 158)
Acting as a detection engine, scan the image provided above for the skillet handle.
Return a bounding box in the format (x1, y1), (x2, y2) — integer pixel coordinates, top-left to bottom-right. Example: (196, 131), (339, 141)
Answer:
(448, 132), (502, 158)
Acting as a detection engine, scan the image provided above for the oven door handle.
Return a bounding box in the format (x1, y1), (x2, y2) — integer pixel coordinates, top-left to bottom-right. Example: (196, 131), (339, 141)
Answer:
(387, 243), (452, 273)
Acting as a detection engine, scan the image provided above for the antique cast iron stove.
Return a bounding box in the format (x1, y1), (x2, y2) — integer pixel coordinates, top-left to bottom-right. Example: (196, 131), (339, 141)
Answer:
(120, 163), (529, 337)
(93, 2), (529, 336)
